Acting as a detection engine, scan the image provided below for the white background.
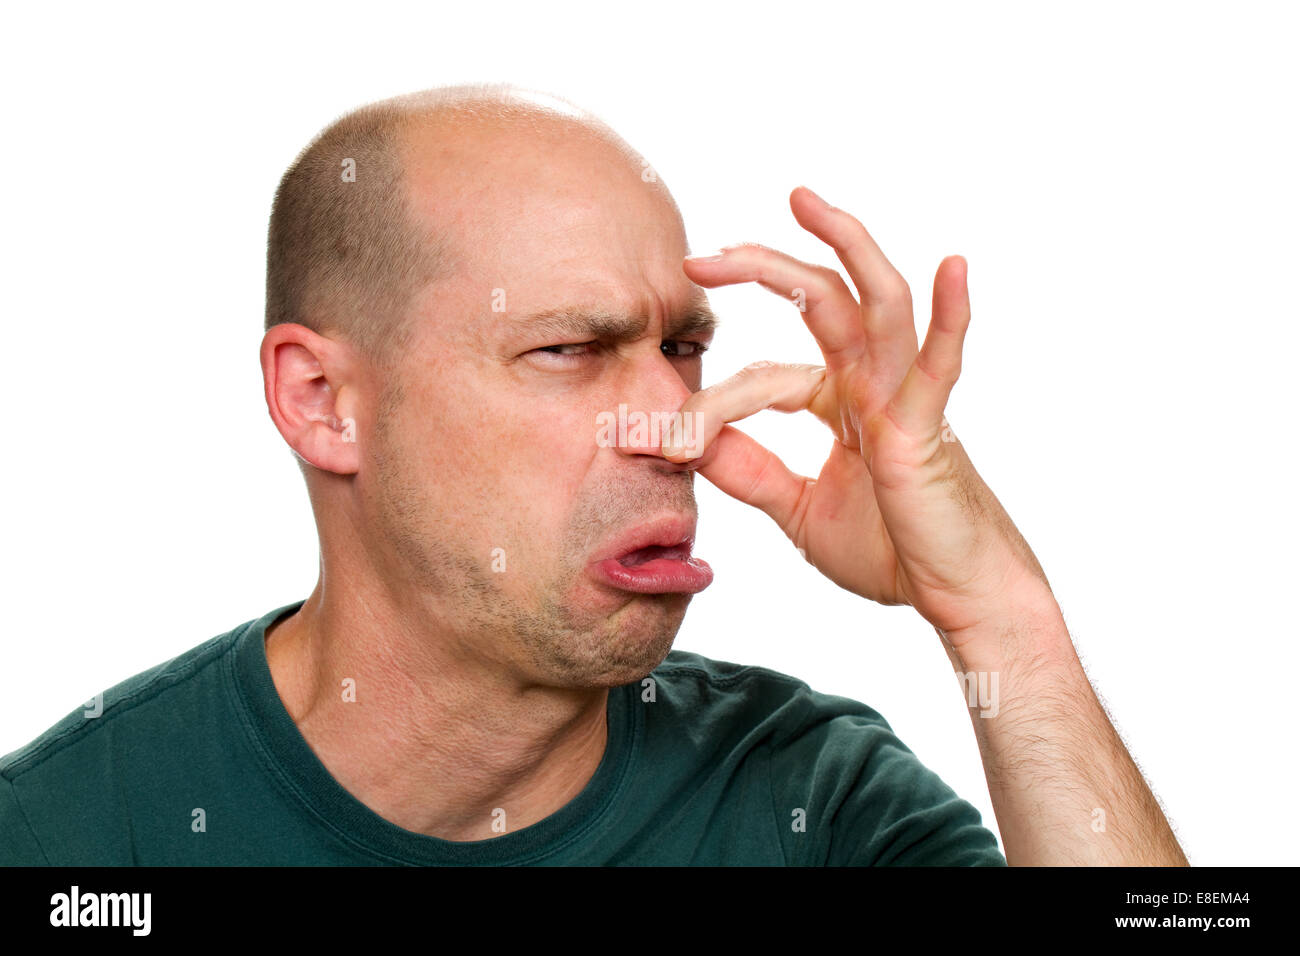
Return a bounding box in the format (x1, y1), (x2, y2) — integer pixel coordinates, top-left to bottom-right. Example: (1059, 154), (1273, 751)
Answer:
(2, 0), (1295, 866)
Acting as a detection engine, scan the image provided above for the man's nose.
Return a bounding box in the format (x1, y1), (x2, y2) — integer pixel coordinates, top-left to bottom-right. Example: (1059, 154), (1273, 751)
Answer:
(600, 355), (697, 462)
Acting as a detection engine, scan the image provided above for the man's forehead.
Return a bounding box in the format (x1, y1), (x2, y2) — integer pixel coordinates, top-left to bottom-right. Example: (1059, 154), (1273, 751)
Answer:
(400, 107), (684, 249)
(401, 110), (646, 206)
(395, 106), (709, 342)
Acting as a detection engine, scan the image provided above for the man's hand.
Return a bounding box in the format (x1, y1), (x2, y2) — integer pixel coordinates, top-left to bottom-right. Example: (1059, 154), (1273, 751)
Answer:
(669, 186), (1048, 644)
(672, 188), (1189, 865)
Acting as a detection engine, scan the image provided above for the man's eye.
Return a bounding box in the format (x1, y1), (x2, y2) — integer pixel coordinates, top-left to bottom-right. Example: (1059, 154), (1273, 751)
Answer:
(662, 340), (709, 358)
(527, 341), (708, 366)
(528, 343), (595, 366)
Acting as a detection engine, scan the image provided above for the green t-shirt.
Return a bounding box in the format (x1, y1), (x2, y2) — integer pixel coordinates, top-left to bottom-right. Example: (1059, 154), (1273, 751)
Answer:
(0, 600), (1006, 866)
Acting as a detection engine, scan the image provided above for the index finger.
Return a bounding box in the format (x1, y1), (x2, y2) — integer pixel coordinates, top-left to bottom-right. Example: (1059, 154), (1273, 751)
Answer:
(662, 360), (833, 462)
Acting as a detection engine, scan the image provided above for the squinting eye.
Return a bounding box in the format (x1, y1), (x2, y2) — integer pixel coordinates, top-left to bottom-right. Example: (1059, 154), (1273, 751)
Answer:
(528, 343), (595, 366)
(663, 341), (709, 358)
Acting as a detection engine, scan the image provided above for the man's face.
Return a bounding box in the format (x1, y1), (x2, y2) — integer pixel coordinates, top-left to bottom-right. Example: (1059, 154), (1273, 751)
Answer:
(359, 118), (716, 689)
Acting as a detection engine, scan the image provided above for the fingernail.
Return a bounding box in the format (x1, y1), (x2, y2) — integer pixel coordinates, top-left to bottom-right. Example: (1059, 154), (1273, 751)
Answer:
(684, 249), (726, 263)
(663, 437), (702, 460)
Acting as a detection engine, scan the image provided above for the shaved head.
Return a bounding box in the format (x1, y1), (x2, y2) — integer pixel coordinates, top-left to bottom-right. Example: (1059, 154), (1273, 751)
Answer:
(263, 83), (662, 370)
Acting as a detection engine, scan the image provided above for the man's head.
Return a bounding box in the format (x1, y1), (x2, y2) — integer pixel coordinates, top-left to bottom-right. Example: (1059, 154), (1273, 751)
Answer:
(261, 84), (717, 690)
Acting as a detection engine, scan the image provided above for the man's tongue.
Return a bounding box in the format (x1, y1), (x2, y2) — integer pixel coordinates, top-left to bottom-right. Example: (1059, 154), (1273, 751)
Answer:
(594, 542), (714, 594)
(618, 544), (682, 567)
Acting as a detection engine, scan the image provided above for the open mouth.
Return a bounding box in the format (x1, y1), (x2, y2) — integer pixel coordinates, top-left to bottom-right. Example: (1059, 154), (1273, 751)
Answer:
(589, 515), (714, 595)
(591, 534), (713, 595)
(616, 543), (691, 567)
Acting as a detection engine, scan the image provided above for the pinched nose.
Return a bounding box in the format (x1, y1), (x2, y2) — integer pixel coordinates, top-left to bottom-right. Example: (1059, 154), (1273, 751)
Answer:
(595, 354), (699, 461)
(595, 403), (707, 463)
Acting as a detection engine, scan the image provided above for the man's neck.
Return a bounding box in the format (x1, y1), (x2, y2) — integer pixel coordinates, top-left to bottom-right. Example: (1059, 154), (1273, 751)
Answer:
(263, 588), (610, 841)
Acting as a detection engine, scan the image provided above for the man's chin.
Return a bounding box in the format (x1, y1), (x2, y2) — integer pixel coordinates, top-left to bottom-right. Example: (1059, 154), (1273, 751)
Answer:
(548, 592), (690, 688)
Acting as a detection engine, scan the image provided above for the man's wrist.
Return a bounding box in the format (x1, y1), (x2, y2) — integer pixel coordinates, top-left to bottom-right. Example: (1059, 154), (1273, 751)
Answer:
(936, 578), (1073, 675)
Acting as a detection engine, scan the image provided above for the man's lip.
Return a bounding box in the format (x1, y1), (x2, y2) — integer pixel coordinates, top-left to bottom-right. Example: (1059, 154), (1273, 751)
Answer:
(590, 554), (714, 594)
(590, 513), (699, 566)
(586, 513), (713, 594)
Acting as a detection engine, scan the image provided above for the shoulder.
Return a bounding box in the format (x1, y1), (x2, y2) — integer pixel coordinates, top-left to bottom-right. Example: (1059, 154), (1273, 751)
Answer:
(0, 613), (255, 783)
(648, 648), (895, 740)
(639, 649), (901, 773)
(647, 649), (1005, 866)
(0, 607), (280, 864)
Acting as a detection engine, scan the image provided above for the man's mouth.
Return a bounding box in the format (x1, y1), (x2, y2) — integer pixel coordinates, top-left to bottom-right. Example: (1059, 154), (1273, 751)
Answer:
(589, 516), (714, 595)
(616, 543), (691, 567)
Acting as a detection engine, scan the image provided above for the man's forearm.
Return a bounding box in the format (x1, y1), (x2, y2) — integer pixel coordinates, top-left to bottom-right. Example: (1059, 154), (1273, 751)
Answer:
(938, 588), (1188, 866)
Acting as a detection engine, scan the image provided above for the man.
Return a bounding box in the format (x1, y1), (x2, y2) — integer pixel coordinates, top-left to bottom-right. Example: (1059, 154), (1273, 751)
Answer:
(0, 83), (1187, 865)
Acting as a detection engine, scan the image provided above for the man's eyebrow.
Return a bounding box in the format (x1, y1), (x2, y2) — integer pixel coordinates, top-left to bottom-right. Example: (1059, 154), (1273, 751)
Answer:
(671, 303), (720, 338)
(513, 302), (719, 341)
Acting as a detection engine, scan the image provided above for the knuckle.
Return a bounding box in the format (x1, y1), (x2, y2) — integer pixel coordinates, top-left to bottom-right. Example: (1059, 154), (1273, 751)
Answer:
(740, 359), (778, 376)
(839, 213), (871, 242)
(871, 278), (912, 311)
(915, 358), (945, 384)
(812, 264), (850, 295)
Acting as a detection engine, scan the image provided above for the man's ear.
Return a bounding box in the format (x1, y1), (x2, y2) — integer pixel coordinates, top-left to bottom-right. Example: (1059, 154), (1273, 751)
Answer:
(260, 323), (362, 475)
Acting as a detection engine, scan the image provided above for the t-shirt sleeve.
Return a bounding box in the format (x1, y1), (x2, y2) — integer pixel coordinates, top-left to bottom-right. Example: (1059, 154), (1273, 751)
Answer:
(0, 774), (50, 865)
(766, 684), (1006, 866)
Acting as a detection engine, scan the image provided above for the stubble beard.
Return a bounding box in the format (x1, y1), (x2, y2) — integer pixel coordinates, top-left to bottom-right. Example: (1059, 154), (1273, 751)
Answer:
(369, 388), (694, 690)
